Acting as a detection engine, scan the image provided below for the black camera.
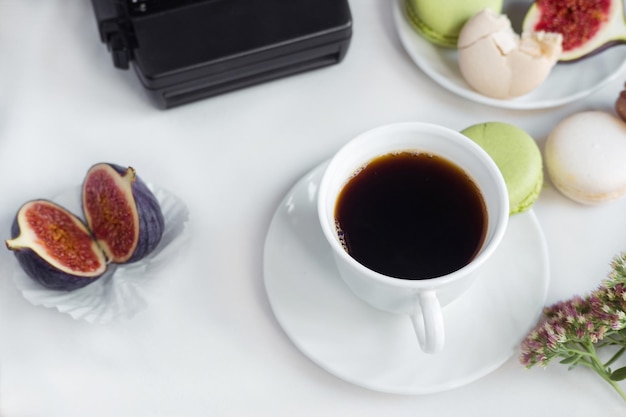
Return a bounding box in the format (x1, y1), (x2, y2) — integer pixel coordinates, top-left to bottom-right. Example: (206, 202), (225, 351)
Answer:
(91, 0), (352, 108)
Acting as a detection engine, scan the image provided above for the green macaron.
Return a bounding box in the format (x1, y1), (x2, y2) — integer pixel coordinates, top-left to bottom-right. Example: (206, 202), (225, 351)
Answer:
(405, 0), (503, 48)
(461, 122), (543, 215)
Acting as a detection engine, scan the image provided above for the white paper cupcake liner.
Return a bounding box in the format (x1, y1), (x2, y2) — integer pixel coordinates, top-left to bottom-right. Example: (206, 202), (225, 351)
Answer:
(10, 184), (190, 324)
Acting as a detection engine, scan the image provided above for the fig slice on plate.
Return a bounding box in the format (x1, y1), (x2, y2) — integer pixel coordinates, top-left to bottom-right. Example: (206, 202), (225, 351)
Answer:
(82, 163), (164, 264)
(523, 0), (626, 62)
(5, 200), (107, 291)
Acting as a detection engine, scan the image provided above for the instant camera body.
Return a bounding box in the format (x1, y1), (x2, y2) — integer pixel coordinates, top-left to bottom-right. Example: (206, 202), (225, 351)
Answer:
(91, 0), (353, 108)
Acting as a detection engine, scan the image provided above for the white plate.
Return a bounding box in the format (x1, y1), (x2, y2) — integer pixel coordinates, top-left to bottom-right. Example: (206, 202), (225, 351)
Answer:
(393, 0), (626, 109)
(263, 161), (550, 394)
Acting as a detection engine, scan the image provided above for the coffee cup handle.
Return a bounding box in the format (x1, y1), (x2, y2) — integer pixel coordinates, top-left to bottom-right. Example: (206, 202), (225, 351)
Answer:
(411, 290), (445, 354)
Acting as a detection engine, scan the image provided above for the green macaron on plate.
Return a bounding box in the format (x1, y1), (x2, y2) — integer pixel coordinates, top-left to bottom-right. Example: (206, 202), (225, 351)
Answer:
(393, 0), (626, 109)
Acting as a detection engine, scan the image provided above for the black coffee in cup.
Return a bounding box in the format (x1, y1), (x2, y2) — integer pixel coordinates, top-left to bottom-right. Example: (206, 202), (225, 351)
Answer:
(334, 151), (487, 280)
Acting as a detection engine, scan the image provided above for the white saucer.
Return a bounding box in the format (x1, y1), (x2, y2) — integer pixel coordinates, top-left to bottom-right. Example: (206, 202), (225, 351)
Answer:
(392, 0), (626, 110)
(263, 161), (550, 394)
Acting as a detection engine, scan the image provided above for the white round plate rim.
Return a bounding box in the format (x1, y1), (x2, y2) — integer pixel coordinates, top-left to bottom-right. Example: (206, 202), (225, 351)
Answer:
(263, 161), (550, 394)
(392, 0), (626, 110)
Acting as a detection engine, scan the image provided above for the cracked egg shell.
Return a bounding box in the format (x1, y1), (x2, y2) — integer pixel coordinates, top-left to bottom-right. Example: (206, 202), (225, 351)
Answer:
(457, 8), (562, 99)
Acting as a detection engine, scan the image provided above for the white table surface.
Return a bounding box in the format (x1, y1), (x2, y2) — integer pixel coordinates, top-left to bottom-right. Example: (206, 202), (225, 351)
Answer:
(1, 0), (626, 415)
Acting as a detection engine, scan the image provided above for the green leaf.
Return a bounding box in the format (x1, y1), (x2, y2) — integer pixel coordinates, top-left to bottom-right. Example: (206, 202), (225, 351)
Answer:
(559, 355), (582, 370)
(609, 367), (626, 381)
(560, 355), (580, 365)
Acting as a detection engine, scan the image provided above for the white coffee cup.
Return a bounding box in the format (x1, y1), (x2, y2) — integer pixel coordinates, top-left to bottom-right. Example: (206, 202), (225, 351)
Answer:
(317, 122), (509, 354)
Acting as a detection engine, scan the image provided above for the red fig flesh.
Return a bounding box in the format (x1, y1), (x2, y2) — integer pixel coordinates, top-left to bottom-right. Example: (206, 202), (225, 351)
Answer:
(523, 0), (626, 61)
(82, 163), (164, 264)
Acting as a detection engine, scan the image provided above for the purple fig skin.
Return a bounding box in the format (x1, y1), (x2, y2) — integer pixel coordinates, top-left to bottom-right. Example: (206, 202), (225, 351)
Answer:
(105, 163), (165, 263)
(9, 219), (104, 291)
(557, 39), (626, 64)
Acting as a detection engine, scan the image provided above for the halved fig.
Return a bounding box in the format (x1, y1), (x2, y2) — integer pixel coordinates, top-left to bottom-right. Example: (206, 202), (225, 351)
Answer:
(523, 0), (626, 62)
(82, 163), (164, 264)
(5, 200), (107, 291)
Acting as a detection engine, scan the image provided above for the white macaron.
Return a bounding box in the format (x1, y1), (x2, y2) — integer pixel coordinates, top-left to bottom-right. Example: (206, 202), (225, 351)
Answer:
(545, 111), (626, 204)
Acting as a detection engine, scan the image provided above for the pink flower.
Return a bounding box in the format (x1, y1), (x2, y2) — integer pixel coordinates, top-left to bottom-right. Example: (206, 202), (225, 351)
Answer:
(519, 253), (626, 401)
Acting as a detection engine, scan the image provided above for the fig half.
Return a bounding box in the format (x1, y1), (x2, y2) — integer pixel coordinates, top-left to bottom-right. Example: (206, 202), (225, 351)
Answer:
(6, 200), (107, 291)
(523, 0), (626, 62)
(82, 163), (164, 264)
